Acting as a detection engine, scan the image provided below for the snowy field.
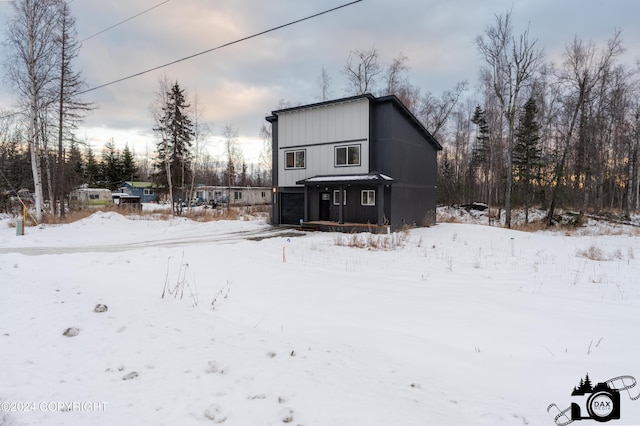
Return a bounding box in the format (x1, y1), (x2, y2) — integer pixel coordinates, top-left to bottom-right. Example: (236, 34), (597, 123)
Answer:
(1, 207), (640, 426)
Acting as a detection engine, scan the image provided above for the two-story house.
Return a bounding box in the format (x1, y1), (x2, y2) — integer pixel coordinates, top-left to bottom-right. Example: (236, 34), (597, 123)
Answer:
(266, 94), (441, 231)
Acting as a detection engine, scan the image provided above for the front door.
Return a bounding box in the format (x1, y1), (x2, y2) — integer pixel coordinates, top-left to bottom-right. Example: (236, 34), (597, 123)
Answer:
(319, 192), (331, 221)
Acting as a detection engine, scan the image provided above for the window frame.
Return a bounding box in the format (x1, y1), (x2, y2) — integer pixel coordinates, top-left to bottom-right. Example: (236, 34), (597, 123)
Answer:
(284, 149), (306, 170)
(335, 144), (361, 167)
(361, 190), (375, 206)
(332, 190), (347, 205)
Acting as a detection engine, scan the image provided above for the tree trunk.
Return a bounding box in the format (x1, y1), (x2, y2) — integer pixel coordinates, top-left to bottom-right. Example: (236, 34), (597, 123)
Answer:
(546, 144), (570, 226)
(635, 144), (640, 213)
(505, 121), (514, 228)
(57, 17), (66, 218)
(27, 0), (44, 222)
(165, 153), (173, 216)
(28, 122), (44, 222)
(44, 149), (54, 214)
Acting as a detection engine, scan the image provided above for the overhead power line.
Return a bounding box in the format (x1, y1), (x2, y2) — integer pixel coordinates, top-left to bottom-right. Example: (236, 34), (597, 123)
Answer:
(0, 0), (173, 121)
(80, 0), (172, 43)
(79, 0), (363, 95)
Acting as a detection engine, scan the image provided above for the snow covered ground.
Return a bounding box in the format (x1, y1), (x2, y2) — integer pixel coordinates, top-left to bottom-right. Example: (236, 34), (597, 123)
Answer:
(1, 208), (640, 426)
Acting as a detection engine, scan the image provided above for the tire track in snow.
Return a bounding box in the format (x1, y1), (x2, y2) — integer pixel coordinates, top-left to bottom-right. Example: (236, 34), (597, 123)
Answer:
(0, 227), (304, 255)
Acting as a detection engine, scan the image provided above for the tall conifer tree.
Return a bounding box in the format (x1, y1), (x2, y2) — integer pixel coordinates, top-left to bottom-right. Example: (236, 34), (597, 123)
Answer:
(514, 97), (543, 223)
(153, 82), (194, 208)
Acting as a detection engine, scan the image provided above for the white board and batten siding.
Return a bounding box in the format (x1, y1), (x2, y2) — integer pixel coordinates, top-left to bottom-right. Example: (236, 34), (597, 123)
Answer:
(278, 97), (370, 187)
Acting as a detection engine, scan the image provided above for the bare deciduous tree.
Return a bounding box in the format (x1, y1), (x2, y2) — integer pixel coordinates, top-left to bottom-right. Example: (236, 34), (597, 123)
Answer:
(420, 81), (468, 140)
(222, 124), (243, 187)
(53, 0), (92, 217)
(317, 65), (332, 101)
(342, 46), (381, 95)
(391, 83), (419, 115)
(383, 52), (409, 96)
(546, 31), (623, 224)
(258, 123), (272, 183)
(188, 91), (211, 208)
(6, 0), (62, 221)
(150, 76), (173, 210)
(476, 10), (542, 228)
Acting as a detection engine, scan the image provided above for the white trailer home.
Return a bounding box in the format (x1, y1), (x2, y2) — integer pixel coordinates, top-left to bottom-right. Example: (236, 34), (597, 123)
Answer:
(68, 188), (114, 210)
(193, 186), (272, 206)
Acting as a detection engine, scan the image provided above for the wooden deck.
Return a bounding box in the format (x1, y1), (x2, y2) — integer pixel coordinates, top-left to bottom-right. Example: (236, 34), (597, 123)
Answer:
(299, 221), (391, 234)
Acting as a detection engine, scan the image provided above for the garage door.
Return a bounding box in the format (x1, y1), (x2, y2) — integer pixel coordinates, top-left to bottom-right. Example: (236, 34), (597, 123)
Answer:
(280, 193), (304, 225)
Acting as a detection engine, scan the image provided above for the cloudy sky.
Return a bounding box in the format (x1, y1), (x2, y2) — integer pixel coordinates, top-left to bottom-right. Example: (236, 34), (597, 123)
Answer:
(1, 0), (639, 163)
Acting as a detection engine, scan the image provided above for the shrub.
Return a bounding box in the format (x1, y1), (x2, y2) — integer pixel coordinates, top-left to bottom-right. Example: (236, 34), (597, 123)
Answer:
(575, 245), (627, 261)
(334, 229), (409, 250)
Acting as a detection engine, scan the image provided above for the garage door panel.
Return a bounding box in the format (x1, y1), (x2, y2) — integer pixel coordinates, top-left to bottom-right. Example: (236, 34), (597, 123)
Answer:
(280, 193), (304, 225)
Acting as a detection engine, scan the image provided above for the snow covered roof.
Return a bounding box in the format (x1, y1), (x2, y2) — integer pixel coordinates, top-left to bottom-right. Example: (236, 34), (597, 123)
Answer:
(121, 181), (155, 188)
(296, 173), (394, 186)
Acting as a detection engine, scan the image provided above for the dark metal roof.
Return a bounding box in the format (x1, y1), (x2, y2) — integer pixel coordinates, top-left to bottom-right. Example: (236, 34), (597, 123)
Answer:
(269, 94), (375, 117)
(296, 173), (394, 186)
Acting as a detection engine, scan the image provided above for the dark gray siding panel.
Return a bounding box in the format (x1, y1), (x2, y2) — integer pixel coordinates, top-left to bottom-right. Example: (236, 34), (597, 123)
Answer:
(391, 185), (435, 227)
(269, 117), (280, 225)
(352, 186), (378, 224)
(370, 99), (438, 227)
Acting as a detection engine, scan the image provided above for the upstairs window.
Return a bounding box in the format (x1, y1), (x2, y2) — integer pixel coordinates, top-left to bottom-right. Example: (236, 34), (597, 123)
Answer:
(285, 150), (306, 169)
(335, 145), (360, 167)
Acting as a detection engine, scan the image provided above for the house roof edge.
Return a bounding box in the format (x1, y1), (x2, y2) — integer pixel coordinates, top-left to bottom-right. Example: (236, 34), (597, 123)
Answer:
(267, 93), (375, 118)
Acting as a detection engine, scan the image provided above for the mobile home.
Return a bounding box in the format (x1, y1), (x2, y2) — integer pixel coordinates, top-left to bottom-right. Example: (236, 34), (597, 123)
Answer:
(68, 188), (114, 210)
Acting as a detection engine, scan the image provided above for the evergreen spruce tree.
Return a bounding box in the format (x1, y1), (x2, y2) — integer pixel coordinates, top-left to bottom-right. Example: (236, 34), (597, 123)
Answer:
(153, 82), (194, 207)
(225, 158), (236, 187)
(0, 132), (32, 191)
(514, 97), (543, 223)
(84, 147), (99, 187)
(239, 161), (248, 186)
(121, 143), (137, 183)
(470, 105), (492, 216)
(100, 139), (122, 190)
(470, 105), (490, 169)
(66, 139), (84, 189)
